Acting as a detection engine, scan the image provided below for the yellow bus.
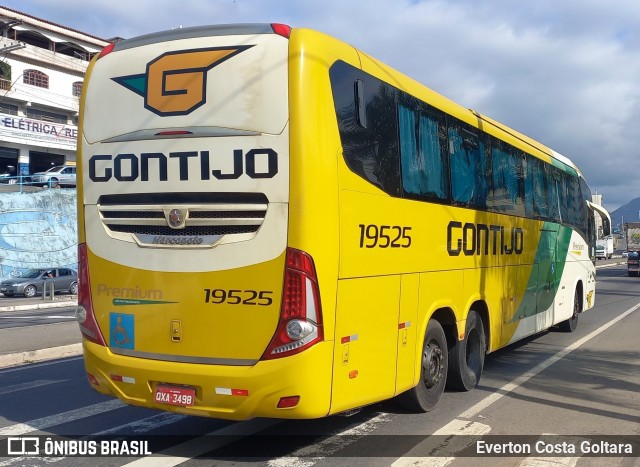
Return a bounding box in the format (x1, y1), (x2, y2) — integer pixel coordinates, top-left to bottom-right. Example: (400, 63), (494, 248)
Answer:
(76, 23), (611, 420)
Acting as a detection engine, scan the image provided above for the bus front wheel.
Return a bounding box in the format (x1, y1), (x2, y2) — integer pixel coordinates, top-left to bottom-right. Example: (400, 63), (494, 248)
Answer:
(559, 289), (581, 332)
(447, 310), (486, 391)
(397, 319), (448, 412)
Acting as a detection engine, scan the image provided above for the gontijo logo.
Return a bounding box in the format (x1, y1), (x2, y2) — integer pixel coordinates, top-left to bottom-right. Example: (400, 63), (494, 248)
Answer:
(112, 46), (253, 116)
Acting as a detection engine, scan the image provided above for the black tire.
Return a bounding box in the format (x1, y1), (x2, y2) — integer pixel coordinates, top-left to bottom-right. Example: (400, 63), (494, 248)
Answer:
(50, 178), (59, 188)
(559, 288), (580, 332)
(397, 319), (448, 412)
(70, 282), (78, 295)
(2, 292), (14, 297)
(23, 285), (37, 298)
(447, 310), (486, 391)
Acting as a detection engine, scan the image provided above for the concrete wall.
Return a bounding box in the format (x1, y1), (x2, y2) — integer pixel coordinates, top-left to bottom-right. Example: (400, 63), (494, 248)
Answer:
(0, 190), (77, 278)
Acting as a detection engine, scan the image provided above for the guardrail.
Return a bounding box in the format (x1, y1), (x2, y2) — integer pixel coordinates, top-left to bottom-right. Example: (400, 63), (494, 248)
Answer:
(0, 175), (33, 193)
(0, 175), (76, 192)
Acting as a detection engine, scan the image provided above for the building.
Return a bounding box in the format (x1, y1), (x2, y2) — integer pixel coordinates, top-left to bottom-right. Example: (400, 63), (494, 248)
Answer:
(0, 6), (110, 178)
(591, 192), (605, 239)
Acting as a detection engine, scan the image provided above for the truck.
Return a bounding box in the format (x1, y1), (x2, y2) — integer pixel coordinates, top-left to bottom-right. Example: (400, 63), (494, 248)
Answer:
(626, 222), (640, 252)
(595, 237), (614, 260)
(627, 251), (640, 277)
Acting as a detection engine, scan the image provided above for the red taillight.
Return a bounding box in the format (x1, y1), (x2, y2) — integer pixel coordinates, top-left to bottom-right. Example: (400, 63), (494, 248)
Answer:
(261, 248), (323, 360)
(76, 243), (106, 346)
(96, 42), (116, 60)
(271, 23), (291, 38)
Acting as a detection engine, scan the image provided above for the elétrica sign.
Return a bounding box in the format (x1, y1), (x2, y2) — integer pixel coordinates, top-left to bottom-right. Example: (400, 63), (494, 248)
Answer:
(0, 112), (77, 150)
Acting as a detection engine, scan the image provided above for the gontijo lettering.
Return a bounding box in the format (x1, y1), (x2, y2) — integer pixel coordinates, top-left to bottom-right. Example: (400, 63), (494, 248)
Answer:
(88, 149), (277, 182)
(447, 221), (524, 256)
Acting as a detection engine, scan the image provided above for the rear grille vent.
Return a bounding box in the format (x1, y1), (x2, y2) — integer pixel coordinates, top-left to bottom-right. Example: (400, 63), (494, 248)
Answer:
(107, 224), (258, 236)
(97, 194), (268, 248)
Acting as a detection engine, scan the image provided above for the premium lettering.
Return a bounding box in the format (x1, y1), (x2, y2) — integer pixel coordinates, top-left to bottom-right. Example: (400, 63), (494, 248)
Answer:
(97, 283), (163, 299)
(447, 221), (524, 256)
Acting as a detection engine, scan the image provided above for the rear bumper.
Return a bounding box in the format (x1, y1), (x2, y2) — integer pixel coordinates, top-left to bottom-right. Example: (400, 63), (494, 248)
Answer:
(82, 339), (334, 420)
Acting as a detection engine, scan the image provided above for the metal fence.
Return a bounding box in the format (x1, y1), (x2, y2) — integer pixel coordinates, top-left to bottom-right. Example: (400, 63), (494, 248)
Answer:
(0, 176), (76, 193)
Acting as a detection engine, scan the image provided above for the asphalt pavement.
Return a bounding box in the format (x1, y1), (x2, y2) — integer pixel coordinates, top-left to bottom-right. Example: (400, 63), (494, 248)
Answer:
(0, 293), (80, 368)
(0, 258), (628, 369)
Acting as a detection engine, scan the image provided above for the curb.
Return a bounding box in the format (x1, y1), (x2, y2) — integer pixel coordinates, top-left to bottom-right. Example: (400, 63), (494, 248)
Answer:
(0, 300), (77, 313)
(0, 343), (83, 368)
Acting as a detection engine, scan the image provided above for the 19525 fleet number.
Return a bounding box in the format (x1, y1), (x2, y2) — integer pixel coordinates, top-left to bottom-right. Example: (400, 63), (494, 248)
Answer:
(203, 288), (273, 306)
(358, 224), (412, 248)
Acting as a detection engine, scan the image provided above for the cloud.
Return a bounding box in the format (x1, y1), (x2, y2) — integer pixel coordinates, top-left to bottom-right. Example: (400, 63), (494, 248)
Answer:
(6, 0), (640, 210)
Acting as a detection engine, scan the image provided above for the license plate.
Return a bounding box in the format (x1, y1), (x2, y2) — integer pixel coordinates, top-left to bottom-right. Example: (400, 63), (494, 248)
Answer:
(154, 384), (196, 407)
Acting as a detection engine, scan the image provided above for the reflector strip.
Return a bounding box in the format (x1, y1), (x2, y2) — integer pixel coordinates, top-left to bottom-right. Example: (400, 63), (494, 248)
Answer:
(398, 321), (412, 329)
(110, 374), (136, 384)
(340, 334), (359, 344)
(155, 130), (193, 136)
(215, 387), (249, 396)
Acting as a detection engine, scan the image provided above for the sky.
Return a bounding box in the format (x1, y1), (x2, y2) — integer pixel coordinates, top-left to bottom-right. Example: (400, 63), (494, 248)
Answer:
(4, 0), (640, 214)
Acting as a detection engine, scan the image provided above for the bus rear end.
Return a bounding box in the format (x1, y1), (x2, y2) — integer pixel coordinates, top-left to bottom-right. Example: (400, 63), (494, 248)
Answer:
(76, 24), (332, 420)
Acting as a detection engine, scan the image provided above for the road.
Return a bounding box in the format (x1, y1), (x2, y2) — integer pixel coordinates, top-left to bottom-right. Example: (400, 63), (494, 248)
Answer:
(0, 263), (638, 466)
(0, 307), (76, 329)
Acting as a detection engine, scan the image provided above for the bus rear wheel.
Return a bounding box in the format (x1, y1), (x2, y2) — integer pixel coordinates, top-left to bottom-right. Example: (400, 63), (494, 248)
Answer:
(397, 319), (448, 412)
(447, 310), (485, 391)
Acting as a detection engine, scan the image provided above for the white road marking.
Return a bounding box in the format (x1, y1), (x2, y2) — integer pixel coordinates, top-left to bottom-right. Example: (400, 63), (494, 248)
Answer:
(267, 412), (393, 467)
(0, 356), (83, 374)
(0, 399), (124, 436)
(122, 418), (280, 467)
(95, 412), (188, 435)
(518, 434), (585, 467)
(392, 418), (492, 467)
(0, 379), (65, 395)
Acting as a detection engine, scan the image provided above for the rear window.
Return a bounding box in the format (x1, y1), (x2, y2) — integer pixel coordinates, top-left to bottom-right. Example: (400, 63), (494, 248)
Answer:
(83, 32), (288, 143)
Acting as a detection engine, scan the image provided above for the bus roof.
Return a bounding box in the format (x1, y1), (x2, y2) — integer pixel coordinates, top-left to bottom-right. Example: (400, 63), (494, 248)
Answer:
(111, 24), (287, 52)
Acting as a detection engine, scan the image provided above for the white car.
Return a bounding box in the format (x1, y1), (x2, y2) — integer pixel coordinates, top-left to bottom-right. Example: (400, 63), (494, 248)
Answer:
(31, 165), (76, 188)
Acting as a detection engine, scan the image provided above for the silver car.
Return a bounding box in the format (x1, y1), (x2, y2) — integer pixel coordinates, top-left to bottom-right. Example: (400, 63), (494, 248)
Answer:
(0, 268), (78, 298)
(30, 165), (76, 188)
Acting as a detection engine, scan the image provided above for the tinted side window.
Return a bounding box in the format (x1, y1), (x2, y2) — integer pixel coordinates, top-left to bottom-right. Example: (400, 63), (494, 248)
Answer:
(398, 98), (449, 201)
(524, 155), (548, 219)
(447, 119), (486, 208)
(547, 167), (561, 223)
(488, 137), (524, 216)
(329, 60), (588, 236)
(330, 61), (401, 196)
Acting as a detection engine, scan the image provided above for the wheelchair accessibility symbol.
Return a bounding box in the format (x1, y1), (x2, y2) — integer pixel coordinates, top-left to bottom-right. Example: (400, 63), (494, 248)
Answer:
(110, 313), (134, 349)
